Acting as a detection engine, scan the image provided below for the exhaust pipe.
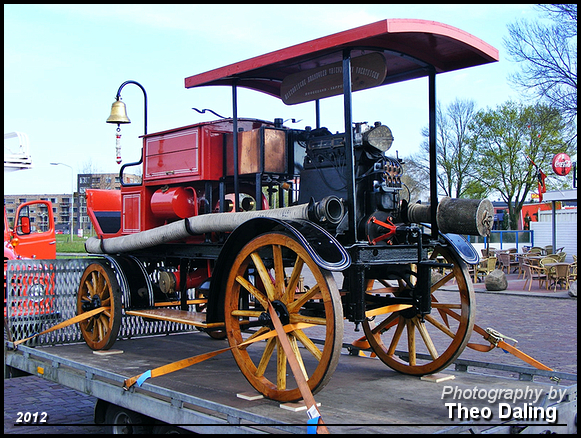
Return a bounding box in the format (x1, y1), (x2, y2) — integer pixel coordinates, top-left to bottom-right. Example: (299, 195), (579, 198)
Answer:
(308, 196), (345, 225)
(85, 196), (345, 254)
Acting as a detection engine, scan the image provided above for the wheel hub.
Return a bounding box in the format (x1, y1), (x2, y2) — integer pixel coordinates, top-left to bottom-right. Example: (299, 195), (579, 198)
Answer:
(393, 289), (418, 319)
(259, 300), (290, 328)
(82, 294), (102, 312)
(399, 305), (419, 319)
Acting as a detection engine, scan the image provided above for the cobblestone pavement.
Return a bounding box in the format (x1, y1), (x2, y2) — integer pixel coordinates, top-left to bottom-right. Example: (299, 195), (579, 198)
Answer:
(4, 274), (577, 434)
(4, 376), (106, 434)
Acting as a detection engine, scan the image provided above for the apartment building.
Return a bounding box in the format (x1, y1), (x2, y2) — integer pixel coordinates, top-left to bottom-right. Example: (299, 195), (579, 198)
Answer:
(4, 195), (59, 232)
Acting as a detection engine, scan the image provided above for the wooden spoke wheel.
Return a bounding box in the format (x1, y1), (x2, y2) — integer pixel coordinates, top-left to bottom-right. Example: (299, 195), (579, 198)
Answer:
(224, 232), (343, 402)
(362, 245), (474, 375)
(77, 262), (122, 350)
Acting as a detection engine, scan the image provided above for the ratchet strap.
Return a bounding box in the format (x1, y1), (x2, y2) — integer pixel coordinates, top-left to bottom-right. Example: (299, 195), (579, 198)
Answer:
(12, 307), (108, 346)
(267, 302), (329, 434)
(434, 307), (553, 370)
(122, 322), (315, 390)
(123, 309), (329, 433)
(466, 323), (553, 370)
(482, 327), (553, 371)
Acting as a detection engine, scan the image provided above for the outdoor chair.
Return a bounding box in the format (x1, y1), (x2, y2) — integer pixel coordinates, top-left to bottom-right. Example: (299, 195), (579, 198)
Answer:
(539, 257), (561, 288)
(556, 252), (567, 262)
(467, 263), (476, 281)
(544, 245), (553, 255)
(481, 247), (496, 258)
(497, 252), (518, 274)
(548, 263), (570, 291)
(516, 254), (526, 279)
(540, 256), (558, 267)
(555, 247), (565, 254)
(569, 262), (577, 283)
(529, 247), (543, 255)
(522, 263), (547, 291)
(475, 256), (497, 283)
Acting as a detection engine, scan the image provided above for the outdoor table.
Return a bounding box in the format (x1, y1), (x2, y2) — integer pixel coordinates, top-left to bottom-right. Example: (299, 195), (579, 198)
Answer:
(514, 253), (531, 262)
(542, 262), (571, 271)
(522, 255), (544, 265)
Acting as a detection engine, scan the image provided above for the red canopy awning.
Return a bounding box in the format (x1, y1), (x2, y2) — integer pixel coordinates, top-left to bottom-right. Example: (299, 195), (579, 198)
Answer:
(184, 19), (498, 101)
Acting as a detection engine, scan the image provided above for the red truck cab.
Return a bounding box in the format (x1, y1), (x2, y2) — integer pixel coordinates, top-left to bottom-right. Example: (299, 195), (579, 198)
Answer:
(4, 200), (56, 320)
(4, 200), (56, 261)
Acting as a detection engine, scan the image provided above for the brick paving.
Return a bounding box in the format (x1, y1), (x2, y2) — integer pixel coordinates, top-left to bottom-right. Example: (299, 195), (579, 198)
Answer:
(462, 272), (577, 376)
(4, 272), (577, 434)
(4, 376), (106, 434)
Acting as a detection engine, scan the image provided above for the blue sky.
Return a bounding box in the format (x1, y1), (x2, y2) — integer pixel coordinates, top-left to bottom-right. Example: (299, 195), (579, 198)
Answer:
(5, 4), (544, 195)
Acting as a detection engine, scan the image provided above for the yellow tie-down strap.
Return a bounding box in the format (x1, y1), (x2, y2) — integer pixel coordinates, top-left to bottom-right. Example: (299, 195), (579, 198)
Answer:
(467, 324), (553, 371)
(12, 307), (108, 347)
(421, 306), (553, 371)
(122, 321), (315, 390)
(123, 308), (330, 434)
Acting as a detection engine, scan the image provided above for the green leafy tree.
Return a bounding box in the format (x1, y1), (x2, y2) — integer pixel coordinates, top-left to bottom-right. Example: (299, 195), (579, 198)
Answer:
(470, 101), (573, 229)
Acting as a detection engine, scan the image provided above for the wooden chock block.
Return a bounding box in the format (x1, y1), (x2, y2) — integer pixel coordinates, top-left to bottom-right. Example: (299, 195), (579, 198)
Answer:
(420, 373), (455, 383)
(93, 349), (124, 356)
(237, 392), (264, 401)
(279, 400), (321, 412)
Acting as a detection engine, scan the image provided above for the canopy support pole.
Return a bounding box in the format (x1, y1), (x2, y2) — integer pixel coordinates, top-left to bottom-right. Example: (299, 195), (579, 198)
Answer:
(232, 81), (240, 212)
(428, 66), (439, 238)
(343, 49), (357, 243)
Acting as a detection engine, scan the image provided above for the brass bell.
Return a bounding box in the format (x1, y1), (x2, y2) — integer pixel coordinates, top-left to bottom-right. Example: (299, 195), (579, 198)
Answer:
(106, 99), (131, 124)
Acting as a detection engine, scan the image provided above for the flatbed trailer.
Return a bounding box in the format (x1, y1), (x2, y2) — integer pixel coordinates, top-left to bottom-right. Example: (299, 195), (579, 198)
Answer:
(4, 18), (577, 434)
(4, 324), (577, 434)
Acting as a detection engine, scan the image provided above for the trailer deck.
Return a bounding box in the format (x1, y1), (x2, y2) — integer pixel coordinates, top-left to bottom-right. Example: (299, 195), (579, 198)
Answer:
(5, 329), (576, 434)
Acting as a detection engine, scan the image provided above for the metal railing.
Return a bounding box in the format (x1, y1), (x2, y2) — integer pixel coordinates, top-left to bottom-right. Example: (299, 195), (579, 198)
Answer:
(5, 258), (198, 347)
(465, 230), (534, 251)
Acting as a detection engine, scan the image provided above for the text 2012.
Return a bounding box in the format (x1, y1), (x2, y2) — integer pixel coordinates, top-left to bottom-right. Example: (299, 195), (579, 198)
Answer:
(16, 412), (48, 424)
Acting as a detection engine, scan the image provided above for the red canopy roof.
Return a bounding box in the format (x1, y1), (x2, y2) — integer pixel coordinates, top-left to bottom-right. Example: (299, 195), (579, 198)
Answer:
(184, 19), (498, 101)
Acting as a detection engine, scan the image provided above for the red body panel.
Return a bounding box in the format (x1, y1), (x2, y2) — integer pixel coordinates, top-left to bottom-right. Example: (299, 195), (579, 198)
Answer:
(86, 118), (274, 238)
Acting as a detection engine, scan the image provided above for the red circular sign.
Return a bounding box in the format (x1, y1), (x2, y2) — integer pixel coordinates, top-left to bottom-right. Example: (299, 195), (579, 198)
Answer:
(552, 153), (572, 176)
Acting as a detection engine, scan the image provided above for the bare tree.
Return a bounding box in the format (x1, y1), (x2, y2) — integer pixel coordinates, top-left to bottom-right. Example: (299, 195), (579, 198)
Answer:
(400, 157), (430, 203)
(78, 158), (102, 175)
(412, 99), (479, 199)
(504, 4), (577, 125)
